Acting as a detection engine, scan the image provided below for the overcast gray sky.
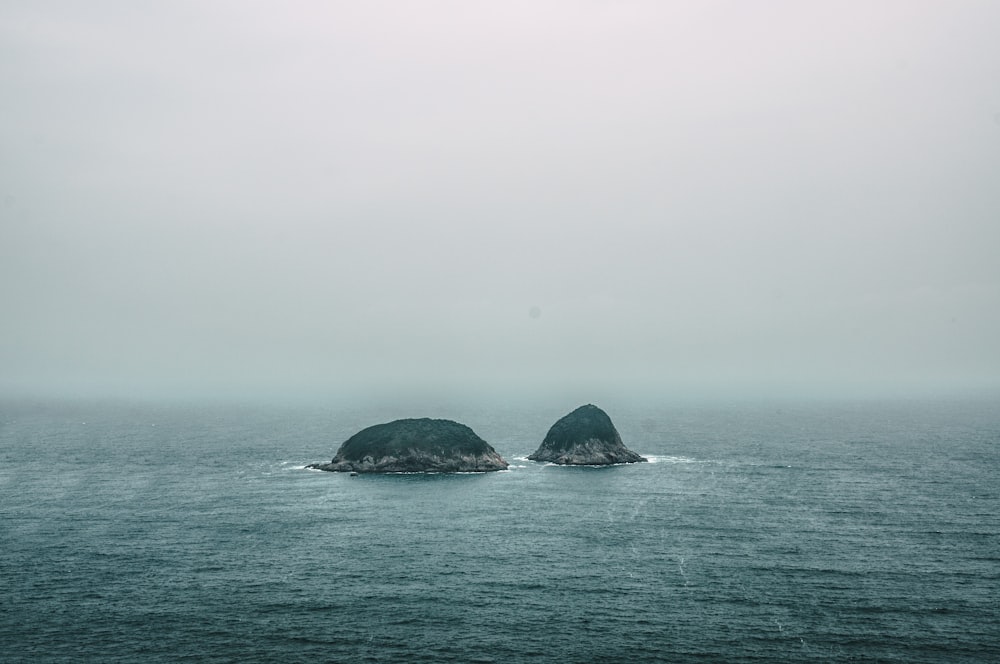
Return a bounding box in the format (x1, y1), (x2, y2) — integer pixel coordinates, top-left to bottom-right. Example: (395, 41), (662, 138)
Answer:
(2, 1), (999, 402)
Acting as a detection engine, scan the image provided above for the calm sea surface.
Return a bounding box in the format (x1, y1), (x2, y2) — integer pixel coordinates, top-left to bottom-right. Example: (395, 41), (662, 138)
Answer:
(2, 397), (998, 662)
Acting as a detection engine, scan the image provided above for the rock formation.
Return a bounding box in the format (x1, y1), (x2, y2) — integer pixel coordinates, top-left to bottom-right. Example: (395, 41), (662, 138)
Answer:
(308, 418), (508, 473)
(528, 404), (646, 465)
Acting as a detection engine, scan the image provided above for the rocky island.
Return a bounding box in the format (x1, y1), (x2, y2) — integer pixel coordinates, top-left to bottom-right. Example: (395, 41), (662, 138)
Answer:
(308, 418), (509, 473)
(529, 404), (647, 465)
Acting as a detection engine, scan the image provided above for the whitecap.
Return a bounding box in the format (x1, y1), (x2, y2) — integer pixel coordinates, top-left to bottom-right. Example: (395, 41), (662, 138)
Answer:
(645, 455), (699, 464)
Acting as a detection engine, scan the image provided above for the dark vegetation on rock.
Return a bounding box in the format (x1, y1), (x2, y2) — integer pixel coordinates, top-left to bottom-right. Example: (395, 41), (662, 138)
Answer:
(528, 404), (646, 465)
(308, 418), (508, 473)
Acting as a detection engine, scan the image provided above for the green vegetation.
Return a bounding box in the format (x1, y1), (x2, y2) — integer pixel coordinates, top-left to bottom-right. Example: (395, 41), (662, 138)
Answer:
(336, 418), (491, 460)
(541, 404), (621, 452)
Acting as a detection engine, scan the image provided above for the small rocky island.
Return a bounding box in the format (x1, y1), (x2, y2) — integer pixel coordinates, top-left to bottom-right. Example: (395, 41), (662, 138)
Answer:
(308, 418), (509, 473)
(529, 404), (647, 465)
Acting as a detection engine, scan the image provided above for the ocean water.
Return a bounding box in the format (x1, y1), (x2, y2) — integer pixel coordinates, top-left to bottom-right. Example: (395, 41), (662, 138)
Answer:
(1, 397), (998, 662)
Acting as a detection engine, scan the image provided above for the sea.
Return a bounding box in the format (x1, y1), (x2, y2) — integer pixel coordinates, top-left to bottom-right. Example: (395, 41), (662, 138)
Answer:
(1, 396), (998, 662)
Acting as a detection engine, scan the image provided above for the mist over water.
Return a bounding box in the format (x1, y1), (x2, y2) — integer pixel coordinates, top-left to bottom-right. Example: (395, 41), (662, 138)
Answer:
(2, 6), (999, 659)
(1, 1), (999, 402)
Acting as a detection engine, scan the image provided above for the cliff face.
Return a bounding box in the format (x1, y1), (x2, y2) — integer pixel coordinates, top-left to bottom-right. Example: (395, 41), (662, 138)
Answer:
(528, 404), (646, 465)
(308, 418), (509, 473)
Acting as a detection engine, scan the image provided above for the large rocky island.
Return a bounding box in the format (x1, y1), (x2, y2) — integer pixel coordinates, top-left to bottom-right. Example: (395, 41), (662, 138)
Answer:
(308, 418), (509, 473)
(529, 404), (647, 465)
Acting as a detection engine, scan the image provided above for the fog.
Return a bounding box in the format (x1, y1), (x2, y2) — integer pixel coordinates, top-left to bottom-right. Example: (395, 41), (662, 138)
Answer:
(2, 1), (999, 403)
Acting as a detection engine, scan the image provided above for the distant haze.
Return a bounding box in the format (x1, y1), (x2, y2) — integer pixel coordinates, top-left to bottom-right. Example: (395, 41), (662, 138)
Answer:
(2, 1), (999, 403)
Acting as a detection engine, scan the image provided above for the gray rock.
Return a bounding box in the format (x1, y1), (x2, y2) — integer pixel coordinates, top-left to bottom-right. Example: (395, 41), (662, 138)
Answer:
(529, 404), (646, 465)
(308, 418), (508, 473)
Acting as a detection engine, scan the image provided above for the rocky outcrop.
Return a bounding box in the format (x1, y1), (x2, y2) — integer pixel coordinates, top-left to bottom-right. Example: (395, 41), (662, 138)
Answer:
(528, 404), (646, 465)
(308, 418), (508, 473)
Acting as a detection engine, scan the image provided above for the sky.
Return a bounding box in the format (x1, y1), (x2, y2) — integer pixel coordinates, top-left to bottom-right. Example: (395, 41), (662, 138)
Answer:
(2, 1), (999, 403)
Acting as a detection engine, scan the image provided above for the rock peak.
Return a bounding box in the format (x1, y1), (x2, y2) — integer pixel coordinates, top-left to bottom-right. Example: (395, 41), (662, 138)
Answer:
(528, 404), (646, 465)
